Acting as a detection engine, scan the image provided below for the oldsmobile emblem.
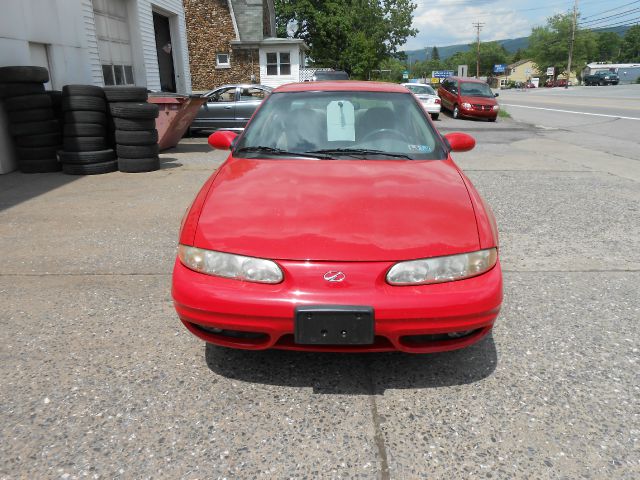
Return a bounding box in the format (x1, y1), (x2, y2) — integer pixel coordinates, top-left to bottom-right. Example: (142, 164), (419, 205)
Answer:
(323, 271), (346, 282)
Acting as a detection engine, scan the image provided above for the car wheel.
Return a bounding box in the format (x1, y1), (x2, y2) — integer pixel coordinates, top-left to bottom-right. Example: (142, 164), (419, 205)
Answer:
(431, 113), (439, 120)
(599, 80), (604, 86)
(453, 105), (460, 119)
(488, 117), (496, 122)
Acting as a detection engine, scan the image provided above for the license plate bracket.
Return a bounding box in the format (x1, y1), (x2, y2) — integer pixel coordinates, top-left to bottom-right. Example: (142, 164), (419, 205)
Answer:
(294, 305), (374, 345)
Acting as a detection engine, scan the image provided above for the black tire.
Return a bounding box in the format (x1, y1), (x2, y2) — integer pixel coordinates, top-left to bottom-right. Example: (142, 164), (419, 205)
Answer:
(115, 129), (158, 145)
(8, 108), (54, 124)
(62, 136), (106, 152)
(116, 143), (159, 158)
(62, 85), (105, 97)
(62, 160), (117, 175)
(63, 123), (106, 137)
(18, 158), (61, 173)
(48, 90), (63, 109)
(488, 117), (497, 122)
(109, 102), (159, 119)
(431, 113), (439, 120)
(15, 132), (62, 147)
(63, 110), (107, 125)
(3, 94), (52, 112)
(61, 95), (106, 112)
(0, 82), (45, 98)
(104, 86), (148, 102)
(113, 117), (156, 131)
(58, 149), (115, 165)
(9, 119), (60, 137)
(16, 145), (61, 160)
(453, 105), (460, 119)
(118, 156), (160, 173)
(0, 66), (49, 84)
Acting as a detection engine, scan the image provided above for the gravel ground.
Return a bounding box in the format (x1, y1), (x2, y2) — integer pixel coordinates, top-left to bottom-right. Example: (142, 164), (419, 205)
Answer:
(1, 113), (638, 479)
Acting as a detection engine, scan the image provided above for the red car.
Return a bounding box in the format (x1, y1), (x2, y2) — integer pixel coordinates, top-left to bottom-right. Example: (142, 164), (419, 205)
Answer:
(172, 81), (502, 353)
(438, 77), (499, 121)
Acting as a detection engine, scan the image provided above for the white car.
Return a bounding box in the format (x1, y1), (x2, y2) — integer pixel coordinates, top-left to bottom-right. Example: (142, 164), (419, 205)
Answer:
(401, 83), (441, 120)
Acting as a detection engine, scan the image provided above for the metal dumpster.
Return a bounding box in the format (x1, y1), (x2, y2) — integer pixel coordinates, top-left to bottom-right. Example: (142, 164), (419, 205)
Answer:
(147, 94), (207, 151)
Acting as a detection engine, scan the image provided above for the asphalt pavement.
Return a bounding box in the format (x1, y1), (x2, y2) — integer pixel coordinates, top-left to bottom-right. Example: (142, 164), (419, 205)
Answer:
(1, 87), (639, 479)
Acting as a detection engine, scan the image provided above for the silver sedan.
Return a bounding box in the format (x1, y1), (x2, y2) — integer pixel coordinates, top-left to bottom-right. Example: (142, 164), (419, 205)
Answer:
(402, 83), (442, 120)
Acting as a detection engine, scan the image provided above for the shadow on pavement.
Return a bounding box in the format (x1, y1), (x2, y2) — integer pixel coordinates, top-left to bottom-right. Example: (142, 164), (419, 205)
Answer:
(159, 157), (183, 169)
(162, 140), (212, 154)
(205, 334), (497, 395)
(0, 171), (81, 213)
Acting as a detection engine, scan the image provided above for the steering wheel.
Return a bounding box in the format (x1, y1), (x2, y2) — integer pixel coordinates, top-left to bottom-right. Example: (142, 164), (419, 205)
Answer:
(359, 128), (408, 144)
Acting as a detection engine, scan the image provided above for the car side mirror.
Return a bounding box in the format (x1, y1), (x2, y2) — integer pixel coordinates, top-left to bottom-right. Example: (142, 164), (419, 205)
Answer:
(494, 92), (499, 97)
(208, 130), (238, 150)
(444, 132), (475, 152)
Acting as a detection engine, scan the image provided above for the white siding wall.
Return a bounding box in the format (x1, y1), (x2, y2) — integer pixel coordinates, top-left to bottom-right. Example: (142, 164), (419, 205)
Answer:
(259, 46), (301, 88)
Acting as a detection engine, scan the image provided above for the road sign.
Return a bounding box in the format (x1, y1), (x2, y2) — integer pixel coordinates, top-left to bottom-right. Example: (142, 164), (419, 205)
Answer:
(458, 65), (468, 77)
(493, 64), (507, 74)
(546, 66), (555, 76)
(402, 70), (409, 80)
(431, 70), (454, 79)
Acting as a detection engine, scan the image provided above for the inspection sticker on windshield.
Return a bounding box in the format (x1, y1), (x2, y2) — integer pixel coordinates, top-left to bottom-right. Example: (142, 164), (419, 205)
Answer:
(327, 100), (355, 141)
(408, 144), (432, 153)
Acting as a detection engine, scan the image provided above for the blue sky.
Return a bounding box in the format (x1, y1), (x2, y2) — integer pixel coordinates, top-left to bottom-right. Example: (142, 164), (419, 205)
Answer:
(404, 0), (640, 49)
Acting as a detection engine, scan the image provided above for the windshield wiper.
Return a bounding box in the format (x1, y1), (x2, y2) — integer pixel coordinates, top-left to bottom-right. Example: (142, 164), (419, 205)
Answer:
(308, 148), (412, 159)
(235, 146), (332, 159)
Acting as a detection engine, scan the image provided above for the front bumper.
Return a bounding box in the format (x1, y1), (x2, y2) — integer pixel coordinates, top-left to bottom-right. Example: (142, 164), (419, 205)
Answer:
(459, 105), (498, 119)
(172, 257), (502, 353)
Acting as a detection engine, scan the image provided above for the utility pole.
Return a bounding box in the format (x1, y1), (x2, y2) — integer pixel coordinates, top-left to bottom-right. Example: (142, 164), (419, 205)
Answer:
(566, 0), (579, 89)
(473, 22), (484, 78)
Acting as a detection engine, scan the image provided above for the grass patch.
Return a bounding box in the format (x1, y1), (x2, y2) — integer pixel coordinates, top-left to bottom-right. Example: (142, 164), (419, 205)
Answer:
(498, 108), (511, 118)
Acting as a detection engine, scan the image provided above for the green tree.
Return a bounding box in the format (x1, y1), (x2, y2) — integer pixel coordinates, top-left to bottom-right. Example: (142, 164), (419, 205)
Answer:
(596, 31), (621, 62)
(439, 42), (509, 76)
(275, 0), (417, 79)
(511, 48), (524, 63)
(620, 25), (640, 62)
(431, 46), (440, 61)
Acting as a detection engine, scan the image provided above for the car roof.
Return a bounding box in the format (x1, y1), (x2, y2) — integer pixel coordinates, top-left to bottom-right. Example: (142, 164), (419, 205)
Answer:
(208, 84), (272, 91)
(444, 77), (487, 84)
(274, 81), (409, 93)
(401, 83), (434, 87)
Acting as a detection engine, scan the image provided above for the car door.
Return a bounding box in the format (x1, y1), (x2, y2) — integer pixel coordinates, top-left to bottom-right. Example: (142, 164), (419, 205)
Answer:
(439, 80), (453, 110)
(235, 86), (269, 128)
(196, 86), (238, 130)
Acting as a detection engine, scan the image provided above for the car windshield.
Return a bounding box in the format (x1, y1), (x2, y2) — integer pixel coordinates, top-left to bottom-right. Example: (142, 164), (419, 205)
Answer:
(460, 82), (494, 98)
(234, 91), (445, 160)
(406, 85), (436, 95)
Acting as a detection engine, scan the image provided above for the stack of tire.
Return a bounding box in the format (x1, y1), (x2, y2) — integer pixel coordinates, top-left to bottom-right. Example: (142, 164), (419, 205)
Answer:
(0, 66), (61, 173)
(105, 86), (160, 173)
(59, 85), (117, 175)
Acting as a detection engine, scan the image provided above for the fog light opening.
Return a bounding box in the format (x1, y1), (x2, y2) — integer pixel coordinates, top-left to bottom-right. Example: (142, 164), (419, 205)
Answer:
(447, 330), (474, 339)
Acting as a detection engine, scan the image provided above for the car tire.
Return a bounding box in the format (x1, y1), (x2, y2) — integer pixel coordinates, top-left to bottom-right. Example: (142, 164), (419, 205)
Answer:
(431, 113), (439, 120)
(8, 108), (55, 124)
(113, 117), (156, 131)
(115, 129), (158, 145)
(61, 96), (106, 112)
(453, 105), (460, 119)
(3, 94), (52, 112)
(18, 158), (61, 174)
(0, 82), (46, 99)
(62, 136), (106, 152)
(116, 143), (159, 158)
(62, 85), (105, 97)
(9, 119), (60, 137)
(109, 102), (159, 119)
(118, 156), (160, 173)
(599, 80), (604, 86)
(63, 123), (106, 137)
(16, 145), (61, 160)
(62, 160), (117, 175)
(15, 132), (62, 148)
(58, 149), (116, 165)
(63, 110), (107, 125)
(103, 86), (148, 102)
(488, 117), (497, 122)
(0, 66), (49, 84)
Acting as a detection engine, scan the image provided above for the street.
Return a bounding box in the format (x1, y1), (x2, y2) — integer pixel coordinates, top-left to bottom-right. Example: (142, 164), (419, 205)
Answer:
(1, 85), (639, 479)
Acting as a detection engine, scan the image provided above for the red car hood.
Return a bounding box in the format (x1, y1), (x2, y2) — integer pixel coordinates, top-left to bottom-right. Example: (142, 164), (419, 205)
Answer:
(194, 157), (479, 261)
(461, 96), (497, 106)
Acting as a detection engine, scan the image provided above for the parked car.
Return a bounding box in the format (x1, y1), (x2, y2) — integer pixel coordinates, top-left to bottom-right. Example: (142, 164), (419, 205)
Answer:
(584, 71), (619, 86)
(401, 83), (441, 120)
(189, 84), (272, 133)
(437, 77), (499, 121)
(312, 70), (349, 81)
(172, 81), (503, 353)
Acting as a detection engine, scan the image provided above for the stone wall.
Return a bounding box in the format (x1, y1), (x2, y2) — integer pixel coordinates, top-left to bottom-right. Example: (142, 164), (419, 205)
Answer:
(183, 0), (260, 92)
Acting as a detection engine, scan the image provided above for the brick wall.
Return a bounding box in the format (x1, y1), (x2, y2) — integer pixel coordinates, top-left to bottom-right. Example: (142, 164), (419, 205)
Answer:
(183, 0), (260, 91)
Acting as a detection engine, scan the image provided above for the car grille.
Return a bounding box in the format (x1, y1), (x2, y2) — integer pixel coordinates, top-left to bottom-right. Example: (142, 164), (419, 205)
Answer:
(472, 104), (492, 111)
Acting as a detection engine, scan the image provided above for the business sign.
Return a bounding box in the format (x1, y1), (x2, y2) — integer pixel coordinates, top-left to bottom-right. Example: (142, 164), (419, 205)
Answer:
(546, 66), (555, 76)
(402, 70), (409, 80)
(493, 64), (507, 74)
(431, 70), (454, 79)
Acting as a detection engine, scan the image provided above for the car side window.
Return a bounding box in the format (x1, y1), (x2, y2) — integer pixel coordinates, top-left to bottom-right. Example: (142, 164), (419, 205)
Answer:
(239, 87), (267, 102)
(209, 87), (236, 103)
(450, 81), (458, 94)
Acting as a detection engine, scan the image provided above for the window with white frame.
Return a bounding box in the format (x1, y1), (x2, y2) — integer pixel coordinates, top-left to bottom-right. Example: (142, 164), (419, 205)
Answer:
(266, 52), (291, 76)
(216, 53), (230, 68)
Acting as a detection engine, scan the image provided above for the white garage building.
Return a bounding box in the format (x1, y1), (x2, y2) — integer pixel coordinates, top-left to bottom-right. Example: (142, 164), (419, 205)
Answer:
(0, 0), (191, 93)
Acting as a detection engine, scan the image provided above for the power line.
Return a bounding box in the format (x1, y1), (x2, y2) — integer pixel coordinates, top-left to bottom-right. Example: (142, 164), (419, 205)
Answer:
(581, 7), (640, 25)
(581, 0), (640, 19)
(586, 16), (640, 28)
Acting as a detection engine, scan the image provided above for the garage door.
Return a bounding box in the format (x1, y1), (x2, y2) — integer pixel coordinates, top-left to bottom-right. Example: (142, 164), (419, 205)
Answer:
(92, 0), (134, 85)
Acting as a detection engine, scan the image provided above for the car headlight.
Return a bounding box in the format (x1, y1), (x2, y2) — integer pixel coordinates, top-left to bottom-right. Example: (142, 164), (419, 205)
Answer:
(178, 244), (283, 284)
(461, 102), (472, 109)
(493, 105), (499, 111)
(386, 248), (498, 285)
